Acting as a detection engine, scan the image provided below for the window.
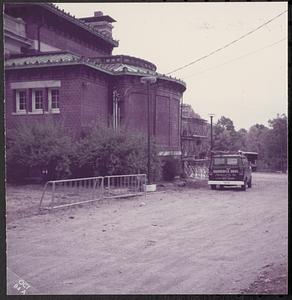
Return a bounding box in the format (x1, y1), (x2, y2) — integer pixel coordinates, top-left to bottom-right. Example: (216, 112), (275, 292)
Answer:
(35, 91), (43, 109)
(213, 157), (239, 166)
(48, 89), (60, 113)
(51, 90), (59, 109)
(226, 158), (239, 165)
(32, 90), (44, 113)
(213, 158), (225, 166)
(11, 81), (62, 115)
(15, 90), (27, 114)
(19, 92), (26, 110)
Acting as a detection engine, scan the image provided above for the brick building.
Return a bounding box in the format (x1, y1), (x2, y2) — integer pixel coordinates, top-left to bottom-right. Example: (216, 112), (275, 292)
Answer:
(181, 104), (208, 158)
(4, 3), (186, 156)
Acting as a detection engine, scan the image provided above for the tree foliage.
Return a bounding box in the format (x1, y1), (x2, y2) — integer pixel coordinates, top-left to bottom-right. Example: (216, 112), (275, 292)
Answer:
(213, 116), (238, 151)
(211, 114), (287, 172)
(264, 114), (287, 172)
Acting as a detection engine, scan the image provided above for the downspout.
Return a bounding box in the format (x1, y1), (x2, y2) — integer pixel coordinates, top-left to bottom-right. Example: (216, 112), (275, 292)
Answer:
(112, 89), (116, 129)
(112, 88), (119, 130)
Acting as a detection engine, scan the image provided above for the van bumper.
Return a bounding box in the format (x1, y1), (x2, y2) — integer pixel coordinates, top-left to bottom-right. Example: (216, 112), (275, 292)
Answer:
(208, 180), (244, 186)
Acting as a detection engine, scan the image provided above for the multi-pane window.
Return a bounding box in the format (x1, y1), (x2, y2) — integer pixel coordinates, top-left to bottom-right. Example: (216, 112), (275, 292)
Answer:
(15, 90), (27, 114)
(48, 89), (60, 113)
(18, 91), (26, 111)
(12, 81), (62, 115)
(51, 90), (59, 109)
(34, 90), (43, 110)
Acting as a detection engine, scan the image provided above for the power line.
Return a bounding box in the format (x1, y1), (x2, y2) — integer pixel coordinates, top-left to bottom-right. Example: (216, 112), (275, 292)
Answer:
(166, 9), (287, 75)
(183, 37), (287, 80)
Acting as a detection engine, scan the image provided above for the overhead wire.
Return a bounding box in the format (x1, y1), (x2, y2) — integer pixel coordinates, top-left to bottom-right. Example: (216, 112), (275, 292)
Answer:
(166, 9), (287, 75)
(182, 37), (287, 80)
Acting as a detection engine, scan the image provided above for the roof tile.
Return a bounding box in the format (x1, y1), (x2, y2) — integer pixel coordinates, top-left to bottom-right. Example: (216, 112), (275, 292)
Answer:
(5, 52), (80, 67)
(5, 52), (186, 89)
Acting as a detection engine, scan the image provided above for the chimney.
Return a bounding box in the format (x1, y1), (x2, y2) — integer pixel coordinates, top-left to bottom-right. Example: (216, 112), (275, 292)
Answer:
(79, 11), (116, 39)
(94, 11), (103, 17)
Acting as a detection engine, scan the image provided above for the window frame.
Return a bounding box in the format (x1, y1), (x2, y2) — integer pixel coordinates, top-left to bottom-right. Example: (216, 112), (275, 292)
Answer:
(48, 88), (60, 113)
(32, 89), (44, 113)
(15, 90), (27, 114)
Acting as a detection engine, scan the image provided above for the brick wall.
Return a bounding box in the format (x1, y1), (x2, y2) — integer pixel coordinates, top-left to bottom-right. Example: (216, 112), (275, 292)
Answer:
(126, 92), (148, 136)
(156, 95), (170, 146)
(5, 66), (183, 153)
(169, 97), (180, 147)
(116, 77), (183, 152)
(155, 87), (181, 151)
(5, 65), (109, 138)
(79, 68), (110, 127)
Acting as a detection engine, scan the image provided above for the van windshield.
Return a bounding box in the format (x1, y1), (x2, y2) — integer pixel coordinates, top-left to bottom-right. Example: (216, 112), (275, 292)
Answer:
(213, 157), (239, 166)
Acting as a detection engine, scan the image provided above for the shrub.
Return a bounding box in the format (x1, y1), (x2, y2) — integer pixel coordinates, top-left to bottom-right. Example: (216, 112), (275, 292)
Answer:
(6, 120), (162, 183)
(162, 156), (181, 181)
(6, 118), (73, 183)
(74, 125), (161, 181)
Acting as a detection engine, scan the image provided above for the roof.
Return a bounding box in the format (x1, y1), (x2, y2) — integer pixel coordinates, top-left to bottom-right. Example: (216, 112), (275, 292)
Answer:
(212, 154), (242, 157)
(182, 116), (207, 123)
(79, 15), (116, 23)
(4, 3), (119, 47)
(211, 150), (246, 157)
(181, 135), (207, 140)
(44, 3), (118, 47)
(94, 62), (156, 75)
(91, 55), (157, 71)
(5, 52), (186, 90)
(241, 151), (258, 155)
(4, 52), (113, 75)
(5, 52), (80, 67)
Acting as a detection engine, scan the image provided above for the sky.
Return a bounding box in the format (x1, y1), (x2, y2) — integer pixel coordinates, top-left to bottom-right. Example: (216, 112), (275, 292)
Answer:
(55, 2), (287, 130)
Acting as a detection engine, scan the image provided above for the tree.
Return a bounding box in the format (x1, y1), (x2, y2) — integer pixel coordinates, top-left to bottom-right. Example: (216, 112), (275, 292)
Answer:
(216, 116), (235, 132)
(207, 114), (287, 172)
(234, 128), (247, 150)
(245, 124), (269, 170)
(264, 114), (287, 172)
(213, 116), (238, 151)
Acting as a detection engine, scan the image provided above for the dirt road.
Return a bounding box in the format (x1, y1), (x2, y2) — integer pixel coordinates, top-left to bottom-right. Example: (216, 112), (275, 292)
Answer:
(6, 172), (287, 294)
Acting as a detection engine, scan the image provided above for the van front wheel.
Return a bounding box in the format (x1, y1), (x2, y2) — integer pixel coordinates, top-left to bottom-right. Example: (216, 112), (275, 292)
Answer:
(241, 179), (247, 191)
(210, 185), (216, 190)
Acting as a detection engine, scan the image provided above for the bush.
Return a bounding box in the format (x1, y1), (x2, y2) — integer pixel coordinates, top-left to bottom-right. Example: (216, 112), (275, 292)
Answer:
(73, 125), (162, 181)
(6, 118), (73, 183)
(6, 120), (162, 183)
(162, 156), (181, 181)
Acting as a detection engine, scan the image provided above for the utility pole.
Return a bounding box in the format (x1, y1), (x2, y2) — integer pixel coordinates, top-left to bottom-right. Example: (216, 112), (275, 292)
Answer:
(209, 114), (215, 153)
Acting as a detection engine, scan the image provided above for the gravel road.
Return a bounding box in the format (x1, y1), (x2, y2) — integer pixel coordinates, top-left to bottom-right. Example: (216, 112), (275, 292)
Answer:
(6, 172), (287, 294)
